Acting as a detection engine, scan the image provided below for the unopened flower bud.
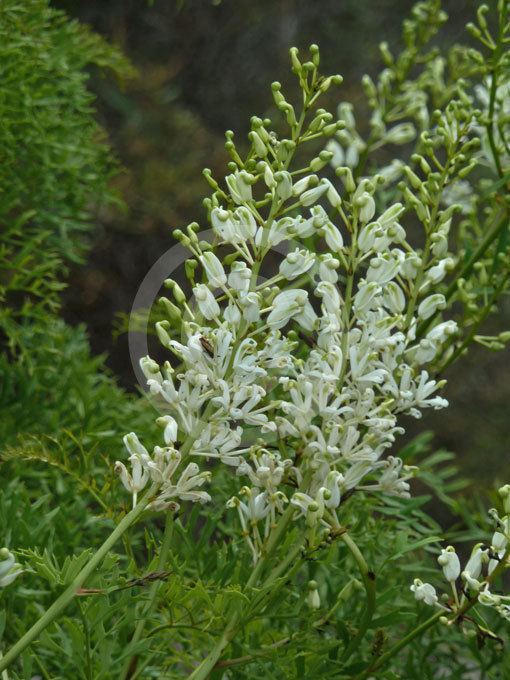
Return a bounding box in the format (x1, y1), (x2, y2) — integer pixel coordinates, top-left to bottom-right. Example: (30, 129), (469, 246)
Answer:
(307, 580), (321, 609)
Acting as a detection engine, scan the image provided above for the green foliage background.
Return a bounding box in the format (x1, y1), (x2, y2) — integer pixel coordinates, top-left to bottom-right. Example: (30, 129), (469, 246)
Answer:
(0, 0), (157, 621)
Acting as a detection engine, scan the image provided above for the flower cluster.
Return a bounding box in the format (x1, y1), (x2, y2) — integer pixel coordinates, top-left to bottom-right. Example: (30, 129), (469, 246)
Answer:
(0, 548), (22, 589)
(115, 432), (211, 510)
(411, 485), (510, 627)
(116, 45), (492, 563)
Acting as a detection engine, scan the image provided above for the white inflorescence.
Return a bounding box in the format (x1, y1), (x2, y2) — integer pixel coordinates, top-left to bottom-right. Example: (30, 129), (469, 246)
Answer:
(114, 52), (479, 562)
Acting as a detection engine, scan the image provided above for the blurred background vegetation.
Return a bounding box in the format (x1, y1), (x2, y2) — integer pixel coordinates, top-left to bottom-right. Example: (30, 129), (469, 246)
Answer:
(50, 0), (508, 487)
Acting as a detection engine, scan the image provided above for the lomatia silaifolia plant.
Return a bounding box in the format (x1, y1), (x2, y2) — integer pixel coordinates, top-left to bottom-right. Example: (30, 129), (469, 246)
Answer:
(2, 1), (510, 678)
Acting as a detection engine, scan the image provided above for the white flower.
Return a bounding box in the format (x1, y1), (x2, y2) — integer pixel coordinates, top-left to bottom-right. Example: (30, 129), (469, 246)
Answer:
(384, 122), (416, 145)
(357, 193), (376, 223)
(325, 180), (343, 209)
(353, 281), (380, 313)
(279, 248), (315, 280)
(239, 292), (261, 323)
(236, 206), (257, 240)
(156, 415), (178, 444)
(292, 174), (315, 196)
(461, 570), (483, 592)
(275, 170), (293, 200)
(211, 208), (238, 242)
(0, 548), (23, 588)
(193, 284), (220, 319)
(152, 462), (212, 511)
(299, 179), (328, 206)
(378, 159), (404, 184)
(123, 432), (151, 461)
(228, 261), (251, 292)
(267, 289), (308, 329)
(489, 529), (508, 574)
(366, 253), (400, 284)
(321, 220), (344, 251)
(410, 578), (438, 606)
(425, 258), (454, 286)
(401, 253), (421, 279)
(125, 60), (493, 562)
(478, 588), (502, 607)
(323, 470), (342, 508)
(115, 435), (151, 507)
(140, 356), (162, 382)
(438, 546), (461, 582)
(200, 251), (227, 288)
(317, 255), (338, 283)
(240, 486), (271, 521)
(226, 170), (254, 204)
(382, 282), (405, 314)
(358, 222), (381, 252)
(147, 447), (182, 483)
(463, 543), (487, 581)
(360, 456), (414, 497)
(417, 294), (446, 320)
(326, 139), (345, 167)
(291, 490), (328, 527)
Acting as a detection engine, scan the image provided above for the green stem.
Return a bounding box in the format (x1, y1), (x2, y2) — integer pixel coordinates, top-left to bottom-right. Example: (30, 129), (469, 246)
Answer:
(486, 5), (506, 180)
(187, 538), (305, 680)
(186, 501), (302, 680)
(245, 538), (305, 619)
(261, 537), (304, 589)
(0, 652), (8, 680)
(214, 636), (291, 670)
(0, 488), (157, 674)
(315, 578), (359, 629)
(247, 503), (298, 589)
(77, 600), (92, 680)
(339, 533), (376, 665)
(354, 610), (443, 679)
(120, 511), (174, 680)
(186, 625), (236, 680)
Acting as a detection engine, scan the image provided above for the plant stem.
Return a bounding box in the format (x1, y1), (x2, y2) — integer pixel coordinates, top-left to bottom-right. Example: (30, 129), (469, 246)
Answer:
(354, 610), (443, 679)
(185, 512), (300, 680)
(247, 502), (297, 589)
(486, 4), (506, 180)
(214, 636), (291, 670)
(315, 578), (359, 629)
(185, 499), (303, 679)
(338, 227), (358, 387)
(77, 600), (93, 680)
(245, 538), (305, 619)
(120, 511), (174, 680)
(339, 533), (376, 665)
(186, 625), (237, 680)
(0, 652), (9, 680)
(0, 488), (157, 673)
